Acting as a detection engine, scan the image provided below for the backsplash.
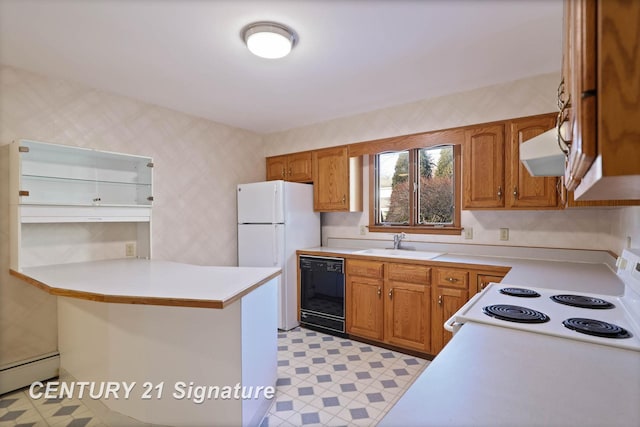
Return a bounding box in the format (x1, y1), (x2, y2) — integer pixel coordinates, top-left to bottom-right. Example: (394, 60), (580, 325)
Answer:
(0, 65), (265, 366)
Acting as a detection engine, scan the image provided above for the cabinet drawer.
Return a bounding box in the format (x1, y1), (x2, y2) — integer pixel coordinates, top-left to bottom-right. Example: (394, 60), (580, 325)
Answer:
(434, 268), (468, 289)
(346, 259), (384, 279)
(388, 263), (431, 285)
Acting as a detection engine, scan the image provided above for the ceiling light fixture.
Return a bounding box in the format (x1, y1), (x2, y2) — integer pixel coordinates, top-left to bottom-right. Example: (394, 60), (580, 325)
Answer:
(242, 22), (297, 59)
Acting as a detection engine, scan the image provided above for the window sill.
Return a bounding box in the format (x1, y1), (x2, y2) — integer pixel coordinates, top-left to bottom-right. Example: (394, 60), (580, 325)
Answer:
(368, 225), (463, 236)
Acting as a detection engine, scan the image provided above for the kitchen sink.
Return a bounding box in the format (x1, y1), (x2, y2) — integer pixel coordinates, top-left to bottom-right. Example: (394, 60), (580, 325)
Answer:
(354, 248), (444, 260)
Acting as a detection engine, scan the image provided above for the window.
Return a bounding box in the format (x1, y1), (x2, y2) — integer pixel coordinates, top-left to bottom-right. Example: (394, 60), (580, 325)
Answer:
(371, 145), (461, 234)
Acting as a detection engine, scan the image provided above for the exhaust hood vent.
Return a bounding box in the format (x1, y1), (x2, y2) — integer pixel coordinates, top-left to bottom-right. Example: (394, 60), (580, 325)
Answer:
(520, 129), (565, 177)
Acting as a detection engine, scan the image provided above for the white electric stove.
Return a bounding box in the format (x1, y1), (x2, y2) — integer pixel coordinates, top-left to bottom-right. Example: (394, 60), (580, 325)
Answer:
(446, 248), (640, 352)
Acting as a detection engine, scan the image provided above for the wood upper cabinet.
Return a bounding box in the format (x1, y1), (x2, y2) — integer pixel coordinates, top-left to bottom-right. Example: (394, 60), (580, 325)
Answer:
(463, 117), (563, 210)
(266, 152), (312, 183)
(563, 0), (640, 200)
(508, 115), (558, 208)
(346, 260), (384, 341)
(266, 155), (287, 181)
(312, 146), (362, 212)
(563, 0), (596, 192)
(463, 124), (505, 209)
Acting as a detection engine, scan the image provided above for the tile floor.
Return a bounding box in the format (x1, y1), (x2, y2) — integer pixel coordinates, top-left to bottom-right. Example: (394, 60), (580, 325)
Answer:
(263, 327), (429, 426)
(0, 327), (429, 426)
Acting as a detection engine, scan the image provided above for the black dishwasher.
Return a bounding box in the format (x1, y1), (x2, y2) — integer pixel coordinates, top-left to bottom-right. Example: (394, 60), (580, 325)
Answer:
(299, 256), (345, 336)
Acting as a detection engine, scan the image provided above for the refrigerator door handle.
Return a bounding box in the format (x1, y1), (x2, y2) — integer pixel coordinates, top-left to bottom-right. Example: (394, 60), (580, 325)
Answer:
(272, 184), (278, 224)
(272, 225), (278, 266)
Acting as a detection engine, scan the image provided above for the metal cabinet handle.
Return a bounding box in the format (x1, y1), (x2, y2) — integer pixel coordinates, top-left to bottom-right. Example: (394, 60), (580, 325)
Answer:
(556, 77), (572, 156)
(281, 168), (286, 178)
(497, 186), (502, 199)
(438, 295), (443, 305)
(480, 282), (487, 290)
(513, 187), (518, 199)
(446, 277), (459, 283)
(377, 287), (381, 297)
(388, 288), (393, 299)
(288, 167), (292, 177)
(342, 194), (346, 204)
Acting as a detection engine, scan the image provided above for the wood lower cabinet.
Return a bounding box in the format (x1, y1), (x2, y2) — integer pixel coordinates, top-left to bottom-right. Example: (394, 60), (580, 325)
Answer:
(266, 152), (312, 182)
(346, 260), (431, 353)
(346, 260), (384, 341)
(329, 253), (511, 356)
(431, 284), (468, 354)
(385, 264), (431, 352)
(431, 267), (469, 353)
(476, 274), (505, 294)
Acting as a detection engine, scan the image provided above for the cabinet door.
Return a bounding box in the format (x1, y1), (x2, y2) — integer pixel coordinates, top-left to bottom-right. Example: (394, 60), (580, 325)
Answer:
(564, 0), (597, 191)
(463, 125), (505, 208)
(431, 286), (468, 354)
(385, 281), (431, 352)
(287, 152), (313, 183)
(477, 274), (504, 294)
(346, 275), (384, 341)
(266, 155), (287, 181)
(508, 116), (558, 208)
(312, 147), (350, 211)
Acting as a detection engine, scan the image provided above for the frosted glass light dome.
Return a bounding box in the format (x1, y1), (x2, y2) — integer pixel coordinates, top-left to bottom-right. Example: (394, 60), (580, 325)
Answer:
(243, 22), (297, 59)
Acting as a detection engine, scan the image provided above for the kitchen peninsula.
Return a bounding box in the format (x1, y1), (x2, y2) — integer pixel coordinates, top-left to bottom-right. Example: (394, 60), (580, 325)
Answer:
(10, 259), (281, 427)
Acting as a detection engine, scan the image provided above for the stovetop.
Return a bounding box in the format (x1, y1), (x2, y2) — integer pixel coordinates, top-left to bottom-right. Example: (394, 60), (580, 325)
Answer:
(450, 282), (640, 351)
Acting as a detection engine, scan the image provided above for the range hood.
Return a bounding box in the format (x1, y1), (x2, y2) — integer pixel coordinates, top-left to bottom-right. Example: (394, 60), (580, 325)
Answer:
(519, 129), (565, 177)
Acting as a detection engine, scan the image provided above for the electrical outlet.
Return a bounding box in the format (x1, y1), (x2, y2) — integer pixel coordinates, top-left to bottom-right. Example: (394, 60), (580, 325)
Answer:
(359, 225), (367, 235)
(125, 243), (136, 257)
(499, 228), (509, 241)
(464, 227), (473, 240)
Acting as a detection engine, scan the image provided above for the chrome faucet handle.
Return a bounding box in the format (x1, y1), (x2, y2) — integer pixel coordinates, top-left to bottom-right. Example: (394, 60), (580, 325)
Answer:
(392, 232), (406, 249)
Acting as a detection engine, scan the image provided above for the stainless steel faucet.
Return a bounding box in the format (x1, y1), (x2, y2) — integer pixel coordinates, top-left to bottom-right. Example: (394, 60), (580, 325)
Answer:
(393, 232), (406, 249)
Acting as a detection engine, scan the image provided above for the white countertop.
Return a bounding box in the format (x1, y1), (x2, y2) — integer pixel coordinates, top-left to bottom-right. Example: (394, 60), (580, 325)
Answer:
(433, 253), (624, 295)
(379, 322), (640, 427)
(302, 244), (636, 426)
(13, 259), (281, 308)
(300, 246), (623, 295)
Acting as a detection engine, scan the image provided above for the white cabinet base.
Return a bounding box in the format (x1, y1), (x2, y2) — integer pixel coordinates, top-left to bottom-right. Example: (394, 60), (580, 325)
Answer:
(56, 278), (277, 426)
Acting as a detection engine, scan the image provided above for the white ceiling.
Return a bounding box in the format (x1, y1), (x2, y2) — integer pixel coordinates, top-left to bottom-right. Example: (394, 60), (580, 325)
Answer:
(0, 0), (562, 134)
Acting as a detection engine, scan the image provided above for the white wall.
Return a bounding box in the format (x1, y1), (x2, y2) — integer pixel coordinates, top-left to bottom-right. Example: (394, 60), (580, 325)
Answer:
(263, 73), (621, 253)
(0, 65), (265, 365)
(612, 207), (640, 252)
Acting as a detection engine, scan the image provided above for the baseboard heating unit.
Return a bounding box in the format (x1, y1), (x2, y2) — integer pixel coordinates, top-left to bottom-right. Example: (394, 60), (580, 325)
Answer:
(0, 351), (59, 394)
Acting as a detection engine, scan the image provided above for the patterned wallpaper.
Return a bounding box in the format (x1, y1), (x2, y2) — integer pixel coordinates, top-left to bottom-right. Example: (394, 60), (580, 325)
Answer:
(1, 65), (635, 368)
(0, 65), (265, 365)
(263, 73), (623, 254)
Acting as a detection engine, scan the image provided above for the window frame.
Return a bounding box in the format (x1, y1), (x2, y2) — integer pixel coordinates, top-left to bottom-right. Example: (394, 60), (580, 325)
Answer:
(368, 144), (462, 235)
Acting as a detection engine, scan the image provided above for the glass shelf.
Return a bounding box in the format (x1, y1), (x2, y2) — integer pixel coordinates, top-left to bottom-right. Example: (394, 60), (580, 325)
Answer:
(17, 140), (153, 208)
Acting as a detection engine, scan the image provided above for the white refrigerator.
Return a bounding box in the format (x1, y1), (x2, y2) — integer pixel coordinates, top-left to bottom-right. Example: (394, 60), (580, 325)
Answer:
(237, 180), (320, 330)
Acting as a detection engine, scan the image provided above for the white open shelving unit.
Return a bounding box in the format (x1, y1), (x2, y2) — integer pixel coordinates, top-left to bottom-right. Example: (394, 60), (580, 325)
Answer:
(9, 139), (154, 271)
